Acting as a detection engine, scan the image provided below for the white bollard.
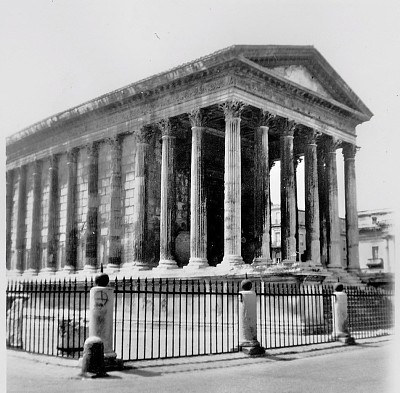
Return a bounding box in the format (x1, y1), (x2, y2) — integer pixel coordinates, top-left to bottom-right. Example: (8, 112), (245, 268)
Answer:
(238, 279), (265, 355)
(84, 272), (122, 369)
(332, 284), (355, 344)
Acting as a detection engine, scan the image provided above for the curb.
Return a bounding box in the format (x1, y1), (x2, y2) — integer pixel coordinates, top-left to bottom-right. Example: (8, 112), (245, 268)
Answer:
(7, 336), (391, 372)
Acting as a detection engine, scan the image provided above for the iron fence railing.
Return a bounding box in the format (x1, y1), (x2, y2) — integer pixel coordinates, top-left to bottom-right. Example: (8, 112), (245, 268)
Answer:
(6, 278), (394, 361)
(255, 283), (336, 349)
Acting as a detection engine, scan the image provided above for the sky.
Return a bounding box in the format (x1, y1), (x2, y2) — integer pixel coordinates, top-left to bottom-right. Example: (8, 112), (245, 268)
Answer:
(1, 0), (399, 215)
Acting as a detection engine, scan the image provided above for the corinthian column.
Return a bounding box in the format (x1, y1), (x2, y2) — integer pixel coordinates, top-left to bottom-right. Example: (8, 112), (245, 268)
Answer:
(27, 160), (42, 275)
(107, 135), (123, 271)
(252, 110), (272, 267)
(220, 101), (244, 268)
(326, 136), (342, 269)
(343, 143), (360, 272)
(186, 108), (208, 269)
(280, 119), (297, 262)
(84, 142), (99, 272)
(317, 144), (328, 267)
(156, 119), (178, 269)
(123, 127), (152, 270)
(64, 149), (78, 273)
(303, 128), (321, 265)
(44, 155), (58, 274)
(6, 170), (15, 271)
(15, 166), (27, 274)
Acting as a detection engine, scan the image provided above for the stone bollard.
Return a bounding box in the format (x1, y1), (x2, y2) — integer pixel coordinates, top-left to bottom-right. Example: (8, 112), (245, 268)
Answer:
(238, 279), (265, 356)
(332, 284), (355, 345)
(80, 336), (108, 378)
(79, 271), (122, 370)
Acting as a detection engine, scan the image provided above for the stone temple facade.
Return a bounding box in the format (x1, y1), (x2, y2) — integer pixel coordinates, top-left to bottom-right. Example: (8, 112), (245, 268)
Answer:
(6, 45), (373, 278)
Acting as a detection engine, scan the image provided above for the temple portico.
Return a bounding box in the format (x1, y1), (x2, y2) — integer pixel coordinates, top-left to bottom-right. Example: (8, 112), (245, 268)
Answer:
(6, 45), (372, 279)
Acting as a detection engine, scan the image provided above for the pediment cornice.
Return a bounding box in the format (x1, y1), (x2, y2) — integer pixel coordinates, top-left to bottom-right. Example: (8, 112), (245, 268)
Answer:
(6, 45), (372, 152)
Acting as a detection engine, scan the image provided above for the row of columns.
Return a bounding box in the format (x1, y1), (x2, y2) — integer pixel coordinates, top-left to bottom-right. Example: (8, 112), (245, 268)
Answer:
(6, 102), (360, 274)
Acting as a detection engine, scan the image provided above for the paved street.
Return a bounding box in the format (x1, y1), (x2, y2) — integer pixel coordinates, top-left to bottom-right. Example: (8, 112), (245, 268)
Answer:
(6, 338), (397, 393)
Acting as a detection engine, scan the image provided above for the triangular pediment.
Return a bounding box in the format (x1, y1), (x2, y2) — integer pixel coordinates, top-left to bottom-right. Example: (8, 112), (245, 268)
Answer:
(270, 65), (333, 99)
(217, 45), (373, 119)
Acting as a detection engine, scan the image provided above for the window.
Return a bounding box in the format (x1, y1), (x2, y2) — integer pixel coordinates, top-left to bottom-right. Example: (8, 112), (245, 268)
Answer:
(300, 234), (304, 247)
(372, 246), (379, 259)
(372, 216), (377, 225)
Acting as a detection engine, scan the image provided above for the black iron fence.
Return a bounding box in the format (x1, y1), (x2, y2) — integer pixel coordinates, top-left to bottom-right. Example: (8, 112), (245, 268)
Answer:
(6, 278), (394, 361)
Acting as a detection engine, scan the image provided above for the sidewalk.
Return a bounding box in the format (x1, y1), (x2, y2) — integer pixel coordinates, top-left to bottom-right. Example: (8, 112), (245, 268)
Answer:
(6, 337), (396, 393)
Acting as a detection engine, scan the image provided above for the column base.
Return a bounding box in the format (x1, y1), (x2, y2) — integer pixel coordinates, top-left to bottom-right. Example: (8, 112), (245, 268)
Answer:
(62, 265), (76, 274)
(83, 265), (98, 274)
(121, 262), (152, 272)
(185, 257), (209, 269)
(220, 255), (244, 268)
(22, 269), (39, 277)
(251, 257), (272, 268)
(154, 260), (179, 270)
(103, 264), (121, 274)
(38, 267), (57, 277)
(282, 259), (298, 268)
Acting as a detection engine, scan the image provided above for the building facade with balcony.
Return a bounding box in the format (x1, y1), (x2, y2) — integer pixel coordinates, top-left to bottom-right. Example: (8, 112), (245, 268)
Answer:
(358, 209), (395, 274)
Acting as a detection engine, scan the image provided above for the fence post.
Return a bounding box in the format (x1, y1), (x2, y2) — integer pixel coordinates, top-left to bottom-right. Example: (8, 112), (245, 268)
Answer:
(79, 270), (123, 370)
(238, 279), (265, 356)
(332, 284), (355, 345)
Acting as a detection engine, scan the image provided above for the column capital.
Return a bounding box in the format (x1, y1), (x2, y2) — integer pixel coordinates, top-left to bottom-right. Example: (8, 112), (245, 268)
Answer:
(32, 160), (42, 176)
(104, 134), (123, 149)
(298, 126), (321, 145)
(342, 143), (359, 160)
(220, 100), (245, 120)
(136, 125), (153, 144)
(48, 154), (59, 170)
(325, 136), (342, 152)
(278, 118), (296, 137)
(86, 141), (100, 156)
(255, 109), (276, 128)
(67, 148), (79, 164)
(158, 119), (176, 138)
(188, 108), (208, 128)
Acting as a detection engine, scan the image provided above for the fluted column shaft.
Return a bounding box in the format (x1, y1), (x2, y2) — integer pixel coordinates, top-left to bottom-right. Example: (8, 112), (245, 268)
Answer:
(186, 109), (208, 268)
(280, 120), (296, 261)
(343, 143), (360, 271)
(317, 145), (328, 267)
(28, 161), (42, 274)
(130, 128), (152, 269)
(326, 137), (342, 268)
(45, 155), (58, 273)
(6, 170), (14, 271)
(64, 149), (78, 273)
(15, 166), (28, 273)
(221, 102), (244, 267)
(253, 123), (271, 265)
(158, 120), (178, 269)
(107, 136), (123, 269)
(304, 130), (321, 265)
(85, 143), (99, 271)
